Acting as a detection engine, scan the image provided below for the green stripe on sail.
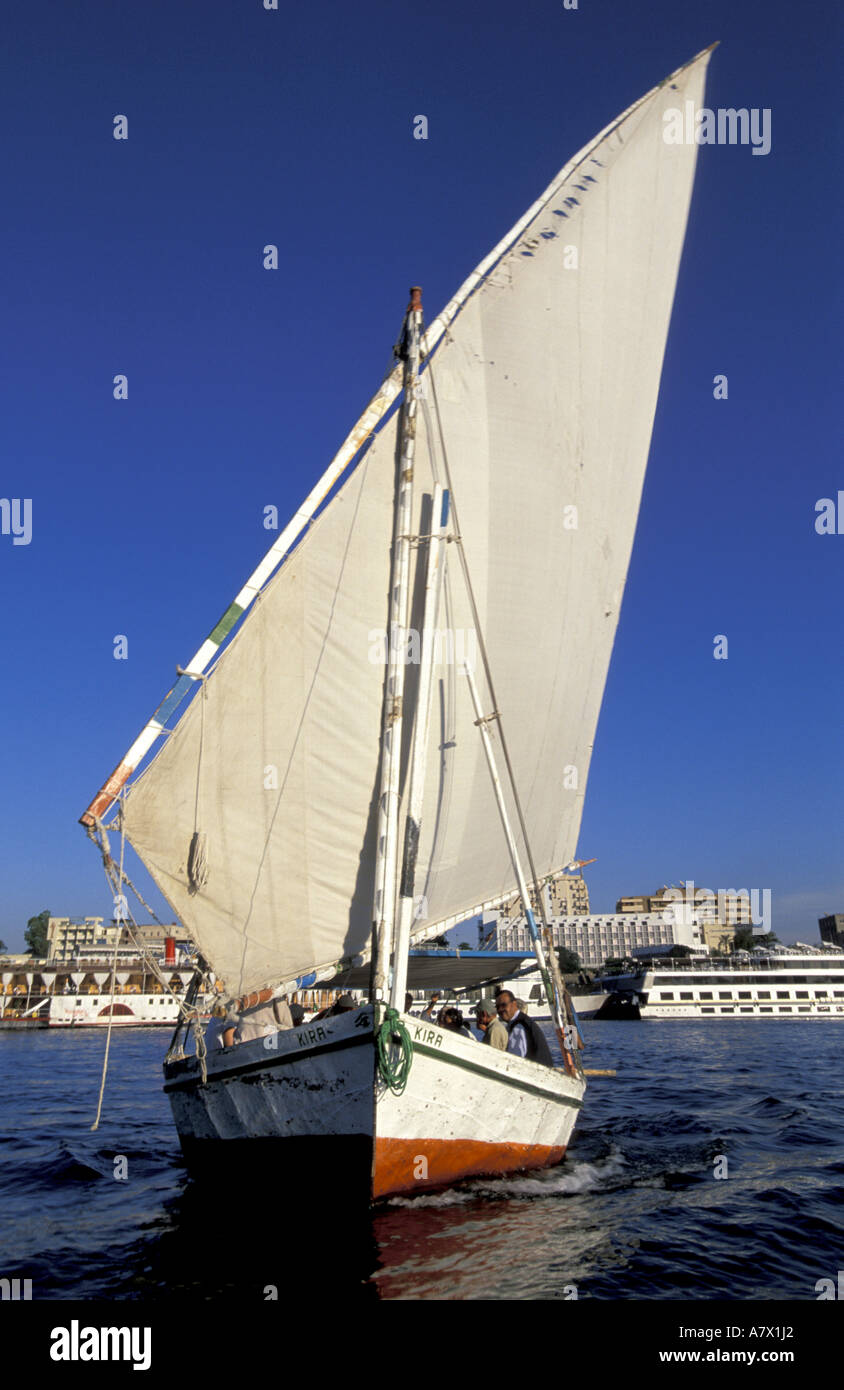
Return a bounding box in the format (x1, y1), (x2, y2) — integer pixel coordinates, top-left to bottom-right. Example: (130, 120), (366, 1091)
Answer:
(208, 602), (244, 647)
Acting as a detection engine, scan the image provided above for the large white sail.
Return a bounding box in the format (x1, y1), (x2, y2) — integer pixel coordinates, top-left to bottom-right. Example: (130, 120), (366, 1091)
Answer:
(119, 49), (711, 996)
(122, 419), (400, 995)
(409, 50), (711, 937)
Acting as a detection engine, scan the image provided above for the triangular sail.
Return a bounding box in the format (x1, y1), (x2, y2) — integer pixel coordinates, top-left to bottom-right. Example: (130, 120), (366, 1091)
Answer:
(407, 48), (711, 938)
(121, 418), (400, 995)
(113, 48), (711, 997)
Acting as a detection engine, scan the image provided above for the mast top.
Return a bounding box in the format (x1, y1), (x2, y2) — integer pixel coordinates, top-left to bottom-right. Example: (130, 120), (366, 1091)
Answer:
(407, 286), (423, 313)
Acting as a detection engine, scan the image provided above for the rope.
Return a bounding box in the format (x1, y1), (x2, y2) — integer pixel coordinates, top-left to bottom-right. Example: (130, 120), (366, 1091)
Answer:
(375, 1008), (413, 1095)
(84, 807), (215, 1089)
(86, 818), (165, 925)
(90, 807), (128, 1131)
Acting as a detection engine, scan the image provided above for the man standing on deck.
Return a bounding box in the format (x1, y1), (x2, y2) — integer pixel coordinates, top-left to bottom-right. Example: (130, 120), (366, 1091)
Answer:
(475, 998), (508, 1049)
(496, 991), (553, 1066)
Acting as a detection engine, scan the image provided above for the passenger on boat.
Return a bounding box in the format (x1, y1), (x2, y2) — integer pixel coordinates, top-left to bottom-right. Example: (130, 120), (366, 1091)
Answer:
(440, 1007), (474, 1039)
(474, 999), (508, 1050)
(419, 993), (441, 1020)
(496, 991), (553, 1066)
(289, 1002), (305, 1027)
(235, 997), (294, 1041)
(312, 992), (357, 1021)
(206, 1002), (237, 1049)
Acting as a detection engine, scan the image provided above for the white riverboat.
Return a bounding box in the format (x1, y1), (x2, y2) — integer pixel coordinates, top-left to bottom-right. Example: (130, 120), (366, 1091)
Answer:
(494, 969), (608, 1021)
(598, 947), (844, 1019)
(80, 46), (714, 1199)
(49, 992), (190, 1027)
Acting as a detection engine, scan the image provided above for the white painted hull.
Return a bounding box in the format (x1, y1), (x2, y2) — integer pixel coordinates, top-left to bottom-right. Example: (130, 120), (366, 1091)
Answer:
(163, 1006), (585, 1199)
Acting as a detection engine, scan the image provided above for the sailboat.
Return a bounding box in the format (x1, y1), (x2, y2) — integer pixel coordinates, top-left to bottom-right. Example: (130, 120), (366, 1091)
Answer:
(80, 47), (714, 1200)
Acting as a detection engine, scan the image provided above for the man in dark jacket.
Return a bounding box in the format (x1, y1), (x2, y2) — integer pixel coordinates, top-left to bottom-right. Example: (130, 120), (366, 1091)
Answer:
(496, 991), (553, 1067)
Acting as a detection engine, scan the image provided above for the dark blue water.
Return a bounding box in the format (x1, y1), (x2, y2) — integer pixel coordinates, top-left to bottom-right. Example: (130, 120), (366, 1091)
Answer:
(2, 1021), (843, 1301)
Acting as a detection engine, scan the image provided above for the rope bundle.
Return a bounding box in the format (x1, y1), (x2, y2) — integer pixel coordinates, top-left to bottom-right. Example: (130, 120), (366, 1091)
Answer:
(376, 1008), (413, 1095)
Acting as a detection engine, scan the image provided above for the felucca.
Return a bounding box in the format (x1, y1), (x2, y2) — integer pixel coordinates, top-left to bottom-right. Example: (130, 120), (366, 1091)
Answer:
(81, 46), (714, 1200)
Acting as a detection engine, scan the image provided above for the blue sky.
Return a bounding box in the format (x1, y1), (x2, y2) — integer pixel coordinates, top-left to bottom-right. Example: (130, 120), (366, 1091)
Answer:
(0, 0), (841, 951)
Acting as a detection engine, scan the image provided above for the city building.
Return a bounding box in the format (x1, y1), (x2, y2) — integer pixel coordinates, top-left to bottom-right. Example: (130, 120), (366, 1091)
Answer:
(47, 916), (110, 960)
(617, 882), (754, 928)
(489, 904), (705, 968)
(46, 915), (190, 961)
(819, 914), (844, 949)
(499, 871), (589, 921)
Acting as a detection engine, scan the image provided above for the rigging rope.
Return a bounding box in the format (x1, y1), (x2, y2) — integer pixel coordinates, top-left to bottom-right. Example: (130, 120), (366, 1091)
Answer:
(84, 805), (215, 1114)
(188, 681), (209, 893)
(375, 1008), (413, 1095)
(90, 806), (129, 1131)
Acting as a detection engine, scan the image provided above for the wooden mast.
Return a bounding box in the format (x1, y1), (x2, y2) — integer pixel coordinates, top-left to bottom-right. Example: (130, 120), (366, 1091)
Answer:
(390, 481), (450, 1011)
(371, 289), (423, 1001)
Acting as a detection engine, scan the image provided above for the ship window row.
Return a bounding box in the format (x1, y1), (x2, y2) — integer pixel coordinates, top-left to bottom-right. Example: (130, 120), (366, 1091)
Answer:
(691, 1004), (827, 1014)
(657, 990), (841, 1001)
(652, 974), (844, 986)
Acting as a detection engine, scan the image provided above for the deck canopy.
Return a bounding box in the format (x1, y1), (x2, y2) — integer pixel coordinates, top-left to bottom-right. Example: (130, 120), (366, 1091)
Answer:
(318, 950), (537, 994)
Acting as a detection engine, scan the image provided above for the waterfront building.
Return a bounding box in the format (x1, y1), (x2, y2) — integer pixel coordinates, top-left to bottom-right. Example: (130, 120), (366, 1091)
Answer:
(47, 916), (109, 959)
(490, 905), (705, 967)
(617, 882), (754, 928)
(819, 914), (844, 949)
(47, 915), (190, 961)
(499, 871), (589, 921)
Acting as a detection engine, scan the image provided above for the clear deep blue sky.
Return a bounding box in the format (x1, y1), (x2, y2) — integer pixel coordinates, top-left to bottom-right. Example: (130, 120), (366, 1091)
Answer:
(1, 0), (841, 951)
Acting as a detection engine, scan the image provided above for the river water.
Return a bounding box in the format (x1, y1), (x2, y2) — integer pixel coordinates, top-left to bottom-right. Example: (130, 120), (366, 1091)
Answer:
(2, 1020), (842, 1301)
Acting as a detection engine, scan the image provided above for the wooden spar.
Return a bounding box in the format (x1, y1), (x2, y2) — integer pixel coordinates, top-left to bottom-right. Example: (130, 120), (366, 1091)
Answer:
(462, 663), (577, 1072)
(78, 51), (716, 831)
(389, 483), (450, 1011)
(371, 289), (423, 1001)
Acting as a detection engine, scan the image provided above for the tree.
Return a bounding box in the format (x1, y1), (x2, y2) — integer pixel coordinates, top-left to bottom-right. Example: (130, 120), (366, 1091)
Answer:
(24, 910), (50, 958)
(556, 947), (581, 975)
(457, 941), (473, 950)
(733, 928), (778, 952)
(0, 938), (7, 954)
(667, 944), (695, 958)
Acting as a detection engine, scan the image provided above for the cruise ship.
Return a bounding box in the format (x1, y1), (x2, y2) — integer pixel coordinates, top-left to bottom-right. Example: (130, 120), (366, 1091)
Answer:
(597, 945), (844, 1019)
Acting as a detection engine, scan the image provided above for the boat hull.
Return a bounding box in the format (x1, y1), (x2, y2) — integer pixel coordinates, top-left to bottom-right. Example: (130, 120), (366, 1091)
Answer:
(163, 1007), (584, 1199)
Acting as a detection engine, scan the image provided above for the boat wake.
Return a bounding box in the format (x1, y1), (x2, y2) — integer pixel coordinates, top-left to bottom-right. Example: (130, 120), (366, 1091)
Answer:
(387, 1147), (627, 1207)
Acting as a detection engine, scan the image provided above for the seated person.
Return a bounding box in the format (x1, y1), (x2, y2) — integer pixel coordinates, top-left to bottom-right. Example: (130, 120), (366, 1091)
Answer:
(205, 1001), (237, 1049)
(312, 992), (357, 1021)
(235, 996), (294, 1042)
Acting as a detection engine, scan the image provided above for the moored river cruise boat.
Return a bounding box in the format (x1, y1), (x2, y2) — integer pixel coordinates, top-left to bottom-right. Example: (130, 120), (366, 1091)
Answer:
(598, 947), (844, 1019)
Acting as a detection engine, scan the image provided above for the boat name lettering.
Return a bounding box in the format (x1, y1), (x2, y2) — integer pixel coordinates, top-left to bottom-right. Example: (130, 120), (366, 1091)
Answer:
(413, 1024), (442, 1048)
(298, 1026), (327, 1048)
